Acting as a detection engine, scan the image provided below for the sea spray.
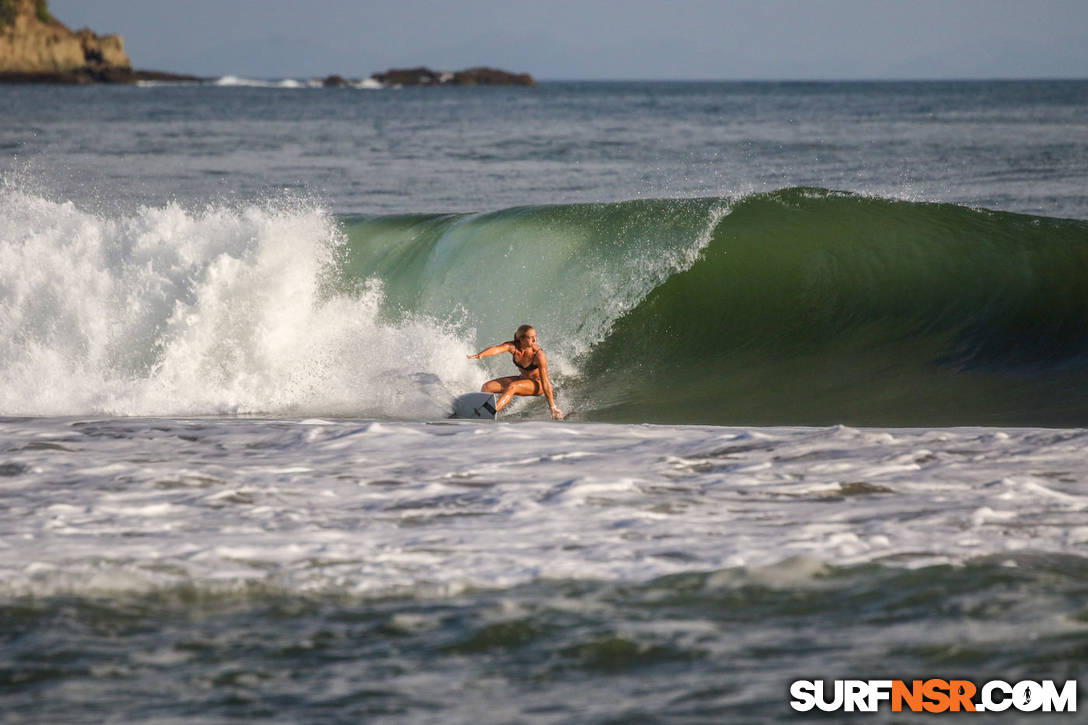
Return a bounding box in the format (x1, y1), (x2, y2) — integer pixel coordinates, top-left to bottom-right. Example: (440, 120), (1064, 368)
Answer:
(0, 188), (478, 417)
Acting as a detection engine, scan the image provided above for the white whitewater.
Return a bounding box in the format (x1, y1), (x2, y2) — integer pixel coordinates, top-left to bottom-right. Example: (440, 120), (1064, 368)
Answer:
(3, 417), (1084, 598)
(0, 188), (480, 418)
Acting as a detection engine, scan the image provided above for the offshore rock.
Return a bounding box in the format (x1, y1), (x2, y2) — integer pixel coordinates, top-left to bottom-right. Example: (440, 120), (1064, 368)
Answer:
(453, 67), (535, 86)
(371, 67), (448, 86)
(371, 66), (535, 87)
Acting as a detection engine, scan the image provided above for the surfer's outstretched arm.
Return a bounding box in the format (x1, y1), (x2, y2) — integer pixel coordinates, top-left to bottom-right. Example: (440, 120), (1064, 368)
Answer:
(467, 342), (514, 359)
(537, 350), (564, 420)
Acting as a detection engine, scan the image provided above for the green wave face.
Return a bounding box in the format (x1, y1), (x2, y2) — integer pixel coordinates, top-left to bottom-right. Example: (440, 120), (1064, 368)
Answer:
(338, 198), (733, 359)
(340, 189), (1088, 426)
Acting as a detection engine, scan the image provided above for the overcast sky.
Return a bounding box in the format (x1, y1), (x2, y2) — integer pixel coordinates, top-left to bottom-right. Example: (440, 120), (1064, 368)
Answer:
(51, 0), (1088, 80)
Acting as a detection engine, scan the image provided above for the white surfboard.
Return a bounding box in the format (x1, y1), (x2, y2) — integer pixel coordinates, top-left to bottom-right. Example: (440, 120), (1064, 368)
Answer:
(451, 392), (498, 420)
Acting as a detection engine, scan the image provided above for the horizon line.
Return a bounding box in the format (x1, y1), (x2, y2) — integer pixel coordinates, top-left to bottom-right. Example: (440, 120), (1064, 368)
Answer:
(142, 73), (1088, 84)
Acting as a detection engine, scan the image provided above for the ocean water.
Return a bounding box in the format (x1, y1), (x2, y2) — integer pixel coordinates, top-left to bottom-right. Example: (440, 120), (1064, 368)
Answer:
(2, 80), (1087, 722)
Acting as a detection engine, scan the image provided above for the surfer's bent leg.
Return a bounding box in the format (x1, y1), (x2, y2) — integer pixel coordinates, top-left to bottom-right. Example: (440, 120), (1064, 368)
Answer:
(481, 376), (519, 394)
(495, 379), (541, 411)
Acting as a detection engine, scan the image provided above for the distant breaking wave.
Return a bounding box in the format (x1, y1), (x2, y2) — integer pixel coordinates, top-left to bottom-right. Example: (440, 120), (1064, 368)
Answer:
(211, 75), (384, 89)
(213, 75), (307, 89)
(3, 185), (1088, 424)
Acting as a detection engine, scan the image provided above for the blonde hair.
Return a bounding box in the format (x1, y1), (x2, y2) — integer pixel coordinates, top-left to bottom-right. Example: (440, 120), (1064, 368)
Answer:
(514, 324), (535, 348)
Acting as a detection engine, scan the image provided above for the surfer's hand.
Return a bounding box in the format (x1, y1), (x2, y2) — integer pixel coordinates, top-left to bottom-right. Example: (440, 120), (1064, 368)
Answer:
(467, 353), (479, 359)
(551, 406), (564, 420)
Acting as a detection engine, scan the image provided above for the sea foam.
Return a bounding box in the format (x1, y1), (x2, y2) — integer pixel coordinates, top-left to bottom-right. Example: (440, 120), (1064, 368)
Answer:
(0, 187), (478, 417)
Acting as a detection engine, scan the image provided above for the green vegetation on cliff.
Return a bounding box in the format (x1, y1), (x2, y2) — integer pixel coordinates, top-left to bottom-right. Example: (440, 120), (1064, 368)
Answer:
(1, 1), (53, 28)
(0, 1), (16, 29)
(35, 1), (53, 24)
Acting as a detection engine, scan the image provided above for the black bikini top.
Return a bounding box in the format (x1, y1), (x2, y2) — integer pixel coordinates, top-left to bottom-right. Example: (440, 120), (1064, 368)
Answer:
(512, 347), (540, 372)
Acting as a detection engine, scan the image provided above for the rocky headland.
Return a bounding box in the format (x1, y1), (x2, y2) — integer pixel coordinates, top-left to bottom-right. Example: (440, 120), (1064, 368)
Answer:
(0, 0), (200, 83)
(1, 1), (533, 87)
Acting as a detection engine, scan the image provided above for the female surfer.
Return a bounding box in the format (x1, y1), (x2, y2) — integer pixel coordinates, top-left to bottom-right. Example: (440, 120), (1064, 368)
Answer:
(467, 324), (564, 419)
